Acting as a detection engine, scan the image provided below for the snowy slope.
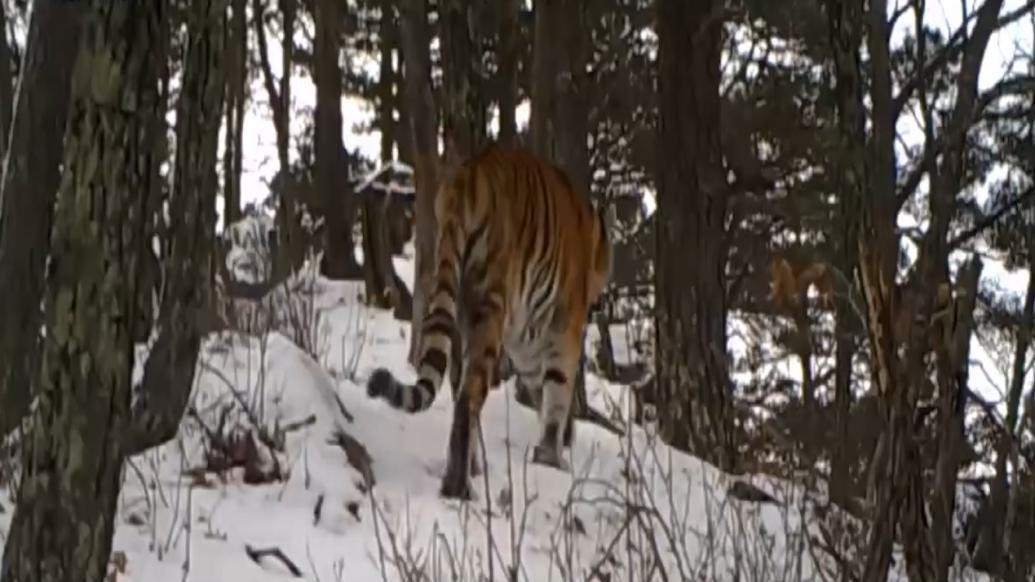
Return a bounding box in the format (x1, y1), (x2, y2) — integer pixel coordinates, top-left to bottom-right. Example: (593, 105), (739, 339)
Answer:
(1, 252), (928, 582)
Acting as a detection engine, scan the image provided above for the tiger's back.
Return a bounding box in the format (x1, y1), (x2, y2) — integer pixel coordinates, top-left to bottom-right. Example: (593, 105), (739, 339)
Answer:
(367, 144), (611, 499)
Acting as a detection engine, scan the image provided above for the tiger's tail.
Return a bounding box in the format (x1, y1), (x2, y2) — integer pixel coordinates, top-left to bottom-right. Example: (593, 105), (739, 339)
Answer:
(366, 179), (463, 413)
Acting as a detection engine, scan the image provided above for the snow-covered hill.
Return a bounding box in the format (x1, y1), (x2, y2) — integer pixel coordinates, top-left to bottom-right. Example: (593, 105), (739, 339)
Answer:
(1, 251), (942, 582)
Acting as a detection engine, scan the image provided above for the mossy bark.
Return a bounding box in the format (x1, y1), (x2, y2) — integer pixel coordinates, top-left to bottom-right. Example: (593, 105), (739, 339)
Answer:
(0, 2), (169, 580)
(0, 1), (85, 437)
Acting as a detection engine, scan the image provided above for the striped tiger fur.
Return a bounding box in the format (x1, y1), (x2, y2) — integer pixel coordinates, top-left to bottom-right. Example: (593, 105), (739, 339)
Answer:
(366, 144), (612, 499)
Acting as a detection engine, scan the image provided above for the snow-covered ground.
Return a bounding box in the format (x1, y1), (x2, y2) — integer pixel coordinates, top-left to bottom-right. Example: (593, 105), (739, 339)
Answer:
(1, 246), (912, 582)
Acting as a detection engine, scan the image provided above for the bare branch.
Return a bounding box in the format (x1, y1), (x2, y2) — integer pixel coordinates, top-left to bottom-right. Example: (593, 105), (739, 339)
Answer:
(949, 185), (1035, 249)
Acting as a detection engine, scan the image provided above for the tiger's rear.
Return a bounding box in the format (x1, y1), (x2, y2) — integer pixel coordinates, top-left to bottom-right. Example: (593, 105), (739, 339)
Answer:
(367, 144), (610, 500)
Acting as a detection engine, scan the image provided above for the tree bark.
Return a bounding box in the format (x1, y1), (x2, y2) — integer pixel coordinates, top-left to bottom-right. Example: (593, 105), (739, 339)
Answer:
(653, 0), (735, 471)
(823, 1), (910, 579)
(398, 0), (439, 366)
(315, 0), (361, 280)
(496, 0), (519, 146)
(0, 1), (172, 579)
(922, 3), (1002, 579)
(362, 3), (411, 320)
(124, 0), (228, 455)
(529, 0), (554, 157)
(0, 1), (84, 437)
(439, 0), (486, 161)
(0, 1), (14, 166)
(222, 0), (247, 225)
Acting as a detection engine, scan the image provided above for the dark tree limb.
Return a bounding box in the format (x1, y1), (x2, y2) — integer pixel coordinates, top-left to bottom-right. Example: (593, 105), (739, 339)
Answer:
(244, 545), (303, 577)
(950, 185), (1035, 249)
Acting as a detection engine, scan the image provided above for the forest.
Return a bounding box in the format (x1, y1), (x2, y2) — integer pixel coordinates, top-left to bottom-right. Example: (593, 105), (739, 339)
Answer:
(0, 0), (1034, 581)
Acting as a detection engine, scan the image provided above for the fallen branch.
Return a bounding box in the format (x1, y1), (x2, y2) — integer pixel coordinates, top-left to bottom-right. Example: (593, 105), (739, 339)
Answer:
(328, 428), (376, 491)
(244, 544), (303, 577)
(281, 413), (317, 434)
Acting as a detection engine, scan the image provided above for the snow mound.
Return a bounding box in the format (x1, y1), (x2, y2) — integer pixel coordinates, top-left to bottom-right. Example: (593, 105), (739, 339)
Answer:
(1, 259), (896, 582)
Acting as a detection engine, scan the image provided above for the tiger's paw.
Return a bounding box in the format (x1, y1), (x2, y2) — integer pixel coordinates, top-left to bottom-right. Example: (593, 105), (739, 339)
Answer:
(532, 445), (570, 472)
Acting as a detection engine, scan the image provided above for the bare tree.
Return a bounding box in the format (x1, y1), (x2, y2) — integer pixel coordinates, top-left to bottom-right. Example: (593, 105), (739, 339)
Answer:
(653, 0), (736, 471)
(824, 0), (1005, 578)
(254, 0), (303, 275)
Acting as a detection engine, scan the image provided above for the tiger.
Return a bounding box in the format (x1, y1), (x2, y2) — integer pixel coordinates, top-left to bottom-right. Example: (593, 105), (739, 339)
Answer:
(366, 143), (612, 500)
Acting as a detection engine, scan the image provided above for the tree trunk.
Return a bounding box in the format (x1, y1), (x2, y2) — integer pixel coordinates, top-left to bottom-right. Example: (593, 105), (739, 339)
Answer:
(0, 1), (13, 166)
(496, 0), (519, 146)
(529, 0), (554, 157)
(0, 1), (84, 437)
(398, 0), (439, 367)
(653, 0), (735, 471)
(829, 248), (857, 505)
(254, 0), (302, 277)
(922, 3), (1002, 579)
(362, 3), (412, 320)
(315, 0), (361, 280)
(823, 1), (910, 578)
(222, 0), (247, 225)
(439, 0), (486, 161)
(0, 1), (173, 579)
(124, 0), (228, 455)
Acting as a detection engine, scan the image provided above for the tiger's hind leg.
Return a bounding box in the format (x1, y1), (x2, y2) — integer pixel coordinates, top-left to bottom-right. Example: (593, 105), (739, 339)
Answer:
(531, 333), (581, 471)
(440, 301), (504, 500)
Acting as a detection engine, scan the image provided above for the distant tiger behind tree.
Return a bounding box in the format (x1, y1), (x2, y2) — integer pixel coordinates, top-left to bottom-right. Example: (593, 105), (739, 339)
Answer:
(366, 143), (611, 500)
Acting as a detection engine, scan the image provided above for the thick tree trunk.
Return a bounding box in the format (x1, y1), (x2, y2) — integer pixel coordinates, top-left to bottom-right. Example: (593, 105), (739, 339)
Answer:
(653, 0), (735, 471)
(0, 1), (84, 437)
(316, 0), (361, 280)
(398, 0), (439, 366)
(124, 0), (228, 455)
(0, 1), (173, 579)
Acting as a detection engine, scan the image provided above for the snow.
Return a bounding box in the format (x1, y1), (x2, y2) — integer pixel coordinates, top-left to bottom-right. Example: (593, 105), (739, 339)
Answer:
(0, 250), (897, 582)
